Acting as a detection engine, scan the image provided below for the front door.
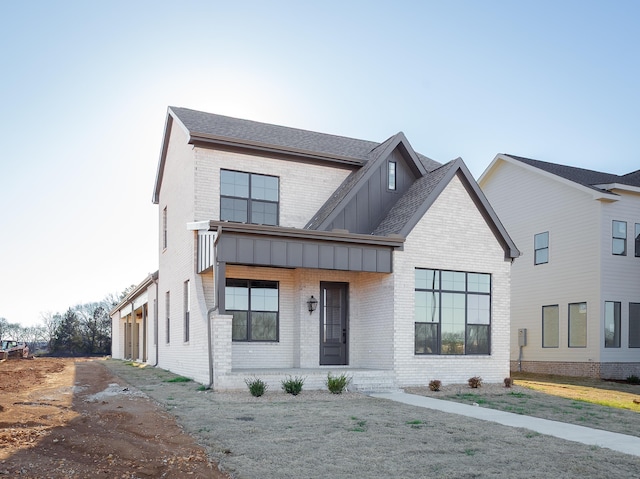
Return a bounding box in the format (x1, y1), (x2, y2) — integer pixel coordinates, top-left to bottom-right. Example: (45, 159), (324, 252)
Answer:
(319, 282), (348, 365)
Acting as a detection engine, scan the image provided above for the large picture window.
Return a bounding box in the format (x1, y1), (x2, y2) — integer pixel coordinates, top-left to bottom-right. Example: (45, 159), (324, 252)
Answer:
(225, 279), (279, 342)
(542, 305), (559, 348)
(220, 170), (279, 225)
(604, 301), (621, 348)
(568, 302), (587, 347)
(415, 269), (491, 355)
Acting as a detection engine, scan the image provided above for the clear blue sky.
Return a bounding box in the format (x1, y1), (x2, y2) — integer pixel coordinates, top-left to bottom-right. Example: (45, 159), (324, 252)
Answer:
(1, 1), (639, 327)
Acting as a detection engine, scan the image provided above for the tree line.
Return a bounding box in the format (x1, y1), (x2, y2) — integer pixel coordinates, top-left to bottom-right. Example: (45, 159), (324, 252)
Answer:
(1, 289), (132, 356)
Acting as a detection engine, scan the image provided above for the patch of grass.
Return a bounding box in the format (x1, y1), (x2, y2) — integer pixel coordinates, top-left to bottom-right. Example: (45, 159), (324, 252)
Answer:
(349, 417), (367, 432)
(196, 385), (208, 391)
(164, 376), (192, 383)
(464, 448), (476, 456)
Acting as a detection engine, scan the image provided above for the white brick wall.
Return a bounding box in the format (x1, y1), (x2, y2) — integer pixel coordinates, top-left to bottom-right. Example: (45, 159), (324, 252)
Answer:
(193, 148), (352, 228)
(393, 175), (512, 386)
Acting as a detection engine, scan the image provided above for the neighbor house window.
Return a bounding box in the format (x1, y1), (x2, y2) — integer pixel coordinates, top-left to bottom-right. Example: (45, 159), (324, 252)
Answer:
(220, 170), (279, 225)
(226, 279), (279, 341)
(534, 232), (549, 265)
(388, 161), (397, 190)
(415, 269), (491, 355)
(162, 207), (168, 250)
(542, 305), (559, 348)
(629, 303), (640, 348)
(635, 224), (640, 257)
(184, 280), (190, 343)
(612, 220), (627, 255)
(568, 302), (587, 347)
(165, 291), (170, 344)
(604, 301), (621, 348)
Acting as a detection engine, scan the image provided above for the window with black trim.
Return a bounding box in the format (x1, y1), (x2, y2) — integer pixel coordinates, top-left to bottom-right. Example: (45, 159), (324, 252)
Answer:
(220, 170), (279, 225)
(630, 303), (640, 348)
(604, 301), (620, 348)
(162, 207), (168, 250)
(542, 305), (559, 348)
(613, 220), (627, 255)
(534, 232), (549, 265)
(388, 161), (397, 191)
(635, 224), (640, 258)
(226, 279), (279, 341)
(165, 291), (170, 344)
(568, 302), (587, 347)
(415, 269), (491, 355)
(184, 280), (190, 343)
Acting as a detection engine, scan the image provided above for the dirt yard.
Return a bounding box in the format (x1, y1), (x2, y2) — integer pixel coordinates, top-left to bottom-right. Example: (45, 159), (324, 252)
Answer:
(0, 357), (227, 478)
(3, 357), (640, 478)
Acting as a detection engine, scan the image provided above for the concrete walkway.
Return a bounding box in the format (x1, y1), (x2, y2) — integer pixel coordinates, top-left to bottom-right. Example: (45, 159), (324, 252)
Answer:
(369, 391), (640, 458)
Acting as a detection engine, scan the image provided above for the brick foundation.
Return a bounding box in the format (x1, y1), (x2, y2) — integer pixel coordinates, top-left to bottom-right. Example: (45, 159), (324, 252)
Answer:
(511, 360), (640, 379)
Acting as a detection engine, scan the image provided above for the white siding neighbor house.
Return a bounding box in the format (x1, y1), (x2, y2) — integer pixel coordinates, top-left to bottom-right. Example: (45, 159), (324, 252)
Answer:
(111, 107), (518, 391)
(479, 154), (640, 379)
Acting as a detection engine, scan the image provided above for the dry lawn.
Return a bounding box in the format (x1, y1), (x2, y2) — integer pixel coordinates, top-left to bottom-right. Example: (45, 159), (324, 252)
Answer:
(103, 360), (640, 479)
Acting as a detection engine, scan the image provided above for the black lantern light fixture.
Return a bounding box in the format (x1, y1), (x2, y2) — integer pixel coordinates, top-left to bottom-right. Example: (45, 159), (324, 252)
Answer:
(307, 295), (318, 314)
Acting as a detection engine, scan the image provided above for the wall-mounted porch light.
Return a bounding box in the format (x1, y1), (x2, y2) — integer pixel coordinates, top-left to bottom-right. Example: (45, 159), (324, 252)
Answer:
(307, 295), (318, 314)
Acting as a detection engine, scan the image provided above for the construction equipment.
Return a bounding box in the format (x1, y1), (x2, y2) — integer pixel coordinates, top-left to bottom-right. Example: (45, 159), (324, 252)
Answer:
(0, 340), (29, 360)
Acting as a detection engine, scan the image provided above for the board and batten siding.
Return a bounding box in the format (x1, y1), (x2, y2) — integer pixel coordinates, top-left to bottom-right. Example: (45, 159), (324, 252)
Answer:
(393, 174), (512, 386)
(481, 160), (603, 364)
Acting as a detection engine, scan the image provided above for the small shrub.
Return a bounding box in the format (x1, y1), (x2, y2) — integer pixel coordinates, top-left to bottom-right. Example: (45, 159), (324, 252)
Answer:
(468, 376), (483, 389)
(429, 379), (442, 391)
(245, 377), (268, 397)
(196, 385), (208, 391)
(326, 372), (351, 394)
(627, 375), (640, 384)
(281, 375), (305, 396)
(504, 377), (513, 388)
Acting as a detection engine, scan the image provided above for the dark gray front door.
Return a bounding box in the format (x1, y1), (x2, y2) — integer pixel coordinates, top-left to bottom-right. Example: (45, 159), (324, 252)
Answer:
(319, 282), (348, 365)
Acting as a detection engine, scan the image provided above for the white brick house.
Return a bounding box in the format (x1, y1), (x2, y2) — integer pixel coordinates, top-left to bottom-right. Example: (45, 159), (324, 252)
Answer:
(479, 154), (640, 379)
(111, 107), (518, 390)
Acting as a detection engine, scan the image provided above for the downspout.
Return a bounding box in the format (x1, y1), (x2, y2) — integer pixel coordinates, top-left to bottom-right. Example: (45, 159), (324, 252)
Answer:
(153, 275), (159, 366)
(206, 226), (222, 389)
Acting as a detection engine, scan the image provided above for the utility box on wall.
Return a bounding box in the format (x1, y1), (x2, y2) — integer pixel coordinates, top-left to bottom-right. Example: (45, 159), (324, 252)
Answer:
(518, 328), (527, 347)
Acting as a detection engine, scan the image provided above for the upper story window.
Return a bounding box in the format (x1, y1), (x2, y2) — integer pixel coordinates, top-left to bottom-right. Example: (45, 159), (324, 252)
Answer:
(635, 224), (640, 258)
(612, 220), (627, 255)
(388, 161), (397, 191)
(414, 269), (491, 355)
(220, 170), (279, 225)
(534, 232), (549, 265)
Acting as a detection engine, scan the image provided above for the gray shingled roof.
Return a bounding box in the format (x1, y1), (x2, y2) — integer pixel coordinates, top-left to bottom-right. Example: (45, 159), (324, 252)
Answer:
(505, 154), (640, 191)
(170, 106), (380, 162)
(372, 161), (456, 236)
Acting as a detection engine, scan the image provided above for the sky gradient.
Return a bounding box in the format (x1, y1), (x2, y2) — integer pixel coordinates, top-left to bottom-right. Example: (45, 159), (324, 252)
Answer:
(1, 1), (639, 326)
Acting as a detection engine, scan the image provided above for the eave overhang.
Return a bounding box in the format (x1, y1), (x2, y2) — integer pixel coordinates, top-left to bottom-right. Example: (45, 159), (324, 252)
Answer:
(188, 134), (366, 167)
